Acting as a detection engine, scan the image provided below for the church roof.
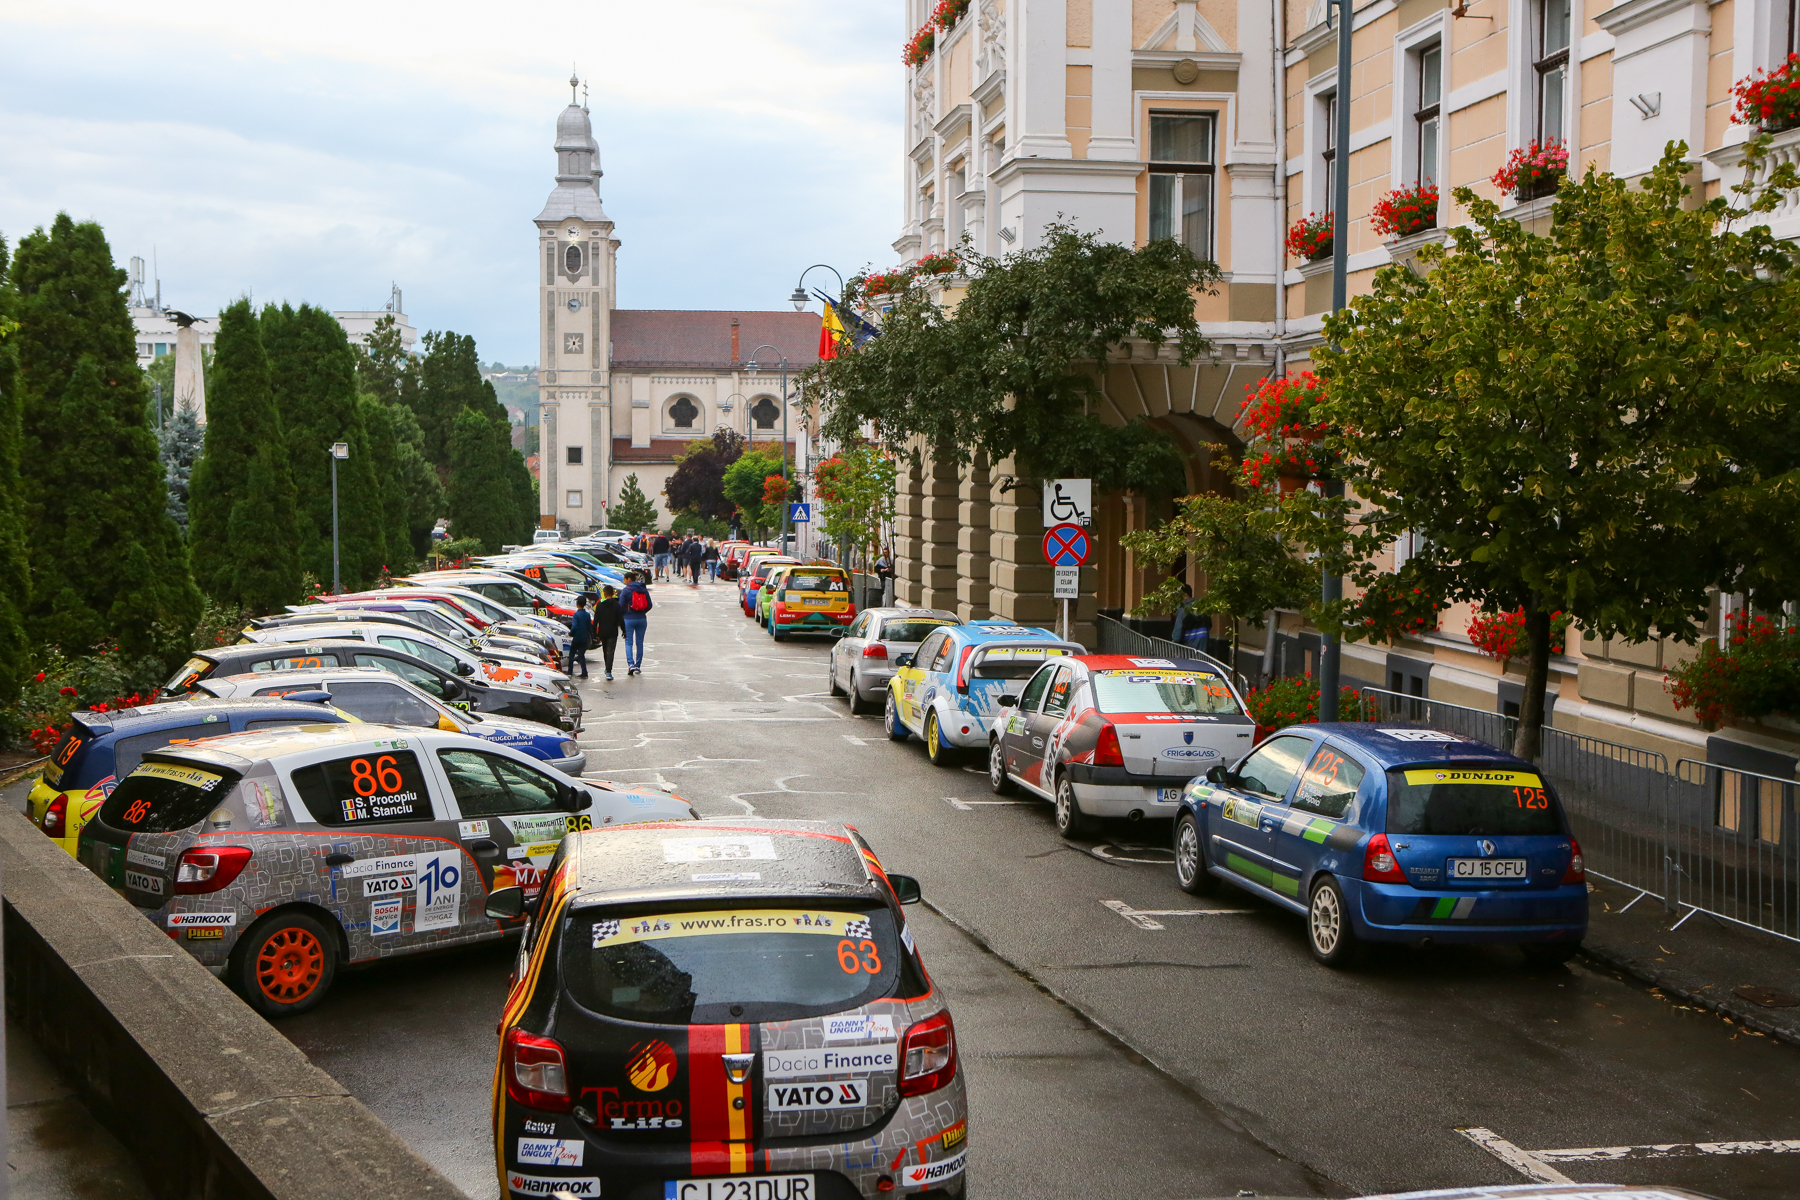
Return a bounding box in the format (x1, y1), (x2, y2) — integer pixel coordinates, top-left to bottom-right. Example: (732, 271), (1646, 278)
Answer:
(610, 310), (821, 371)
(535, 183), (609, 224)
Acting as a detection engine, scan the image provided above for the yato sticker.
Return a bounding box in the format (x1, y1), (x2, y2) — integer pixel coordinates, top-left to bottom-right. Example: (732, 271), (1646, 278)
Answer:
(1379, 729), (1463, 742)
(902, 1151), (967, 1186)
(505, 1174), (600, 1198)
(125, 848), (167, 871)
(766, 1080), (868, 1111)
(370, 898), (402, 936)
(363, 875), (415, 897)
(763, 1043), (898, 1079)
(820, 1013), (896, 1043)
(167, 911), (236, 928)
(514, 1138), (583, 1168)
(124, 869), (165, 894)
(661, 836), (776, 863)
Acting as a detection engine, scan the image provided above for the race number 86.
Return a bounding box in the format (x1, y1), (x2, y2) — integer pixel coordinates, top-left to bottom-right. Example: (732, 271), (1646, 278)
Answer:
(349, 755), (404, 797)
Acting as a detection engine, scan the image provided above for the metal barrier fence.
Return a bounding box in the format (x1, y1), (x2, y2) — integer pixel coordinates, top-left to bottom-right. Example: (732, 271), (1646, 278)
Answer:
(1353, 686), (1800, 945)
(1094, 615), (1250, 694)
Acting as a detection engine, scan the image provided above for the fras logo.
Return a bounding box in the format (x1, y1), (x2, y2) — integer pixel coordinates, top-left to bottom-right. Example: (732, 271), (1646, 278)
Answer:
(506, 1172), (599, 1197)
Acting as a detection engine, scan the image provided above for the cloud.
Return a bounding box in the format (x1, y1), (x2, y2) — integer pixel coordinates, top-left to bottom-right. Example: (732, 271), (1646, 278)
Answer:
(0, 0), (903, 364)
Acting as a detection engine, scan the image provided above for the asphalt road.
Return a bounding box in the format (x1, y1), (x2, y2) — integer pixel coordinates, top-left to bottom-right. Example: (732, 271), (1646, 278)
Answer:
(281, 581), (1800, 1200)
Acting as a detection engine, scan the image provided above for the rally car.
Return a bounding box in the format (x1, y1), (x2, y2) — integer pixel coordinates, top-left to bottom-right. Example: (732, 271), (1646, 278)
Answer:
(1174, 723), (1589, 967)
(987, 654), (1255, 837)
(760, 564), (857, 641)
(739, 556), (800, 617)
(489, 818), (968, 1200)
(885, 621), (1083, 766)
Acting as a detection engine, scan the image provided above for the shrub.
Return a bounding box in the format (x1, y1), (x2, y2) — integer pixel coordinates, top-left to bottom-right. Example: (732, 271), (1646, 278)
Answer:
(1371, 182), (1440, 238)
(1285, 212), (1334, 262)
(1730, 53), (1800, 133)
(1466, 607), (1572, 673)
(1243, 673), (1373, 731)
(1666, 613), (1800, 730)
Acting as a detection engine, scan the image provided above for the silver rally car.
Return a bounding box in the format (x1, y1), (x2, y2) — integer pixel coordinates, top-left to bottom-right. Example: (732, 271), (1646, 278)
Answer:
(77, 723), (695, 1017)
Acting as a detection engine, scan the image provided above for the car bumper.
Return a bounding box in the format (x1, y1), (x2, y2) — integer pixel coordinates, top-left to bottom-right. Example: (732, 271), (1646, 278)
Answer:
(773, 612), (853, 634)
(1066, 778), (1192, 815)
(546, 752), (587, 775)
(1349, 878), (1589, 944)
(853, 667), (895, 696)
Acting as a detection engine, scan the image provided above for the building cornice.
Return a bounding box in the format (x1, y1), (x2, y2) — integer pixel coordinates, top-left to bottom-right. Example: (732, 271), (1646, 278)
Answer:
(934, 102), (973, 142)
(1130, 50), (1242, 70)
(972, 69), (1005, 109)
(991, 156), (1148, 186)
(1592, 0), (1702, 37)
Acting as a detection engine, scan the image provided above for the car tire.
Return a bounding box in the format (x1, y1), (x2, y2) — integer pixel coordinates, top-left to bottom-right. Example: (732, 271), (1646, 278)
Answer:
(885, 692), (910, 742)
(770, 625), (784, 642)
(828, 659), (845, 697)
(1521, 942), (1581, 967)
(1307, 877), (1361, 968)
(230, 911), (339, 1018)
(988, 738), (1014, 795)
(847, 673), (871, 715)
(1174, 812), (1217, 896)
(1054, 774), (1094, 839)
(925, 711), (959, 767)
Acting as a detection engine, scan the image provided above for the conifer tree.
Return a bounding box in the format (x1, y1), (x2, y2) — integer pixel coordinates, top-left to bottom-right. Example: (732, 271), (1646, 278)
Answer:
(10, 215), (200, 656)
(500, 414), (538, 541)
(388, 402), (444, 557)
(613, 473), (659, 532)
(0, 238), (32, 702)
(158, 407), (204, 530)
(359, 394), (414, 573)
(225, 448), (303, 611)
(447, 406), (514, 552)
(414, 331), (492, 470)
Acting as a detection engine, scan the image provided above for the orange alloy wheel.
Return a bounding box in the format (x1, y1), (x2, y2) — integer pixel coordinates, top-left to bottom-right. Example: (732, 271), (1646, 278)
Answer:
(256, 927), (325, 1003)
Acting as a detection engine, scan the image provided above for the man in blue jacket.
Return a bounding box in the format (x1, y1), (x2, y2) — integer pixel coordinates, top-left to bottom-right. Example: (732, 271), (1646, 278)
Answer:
(568, 596), (595, 678)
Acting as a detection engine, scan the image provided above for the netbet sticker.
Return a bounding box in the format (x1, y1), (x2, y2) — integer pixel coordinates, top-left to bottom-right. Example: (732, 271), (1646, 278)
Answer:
(506, 1174), (599, 1198)
(514, 1138), (583, 1168)
(661, 836), (776, 864)
(766, 1080), (868, 1111)
(902, 1151), (967, 1187)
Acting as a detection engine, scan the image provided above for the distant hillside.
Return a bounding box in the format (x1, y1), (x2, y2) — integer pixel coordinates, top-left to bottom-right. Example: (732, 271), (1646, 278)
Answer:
(486, 372), (539, 424)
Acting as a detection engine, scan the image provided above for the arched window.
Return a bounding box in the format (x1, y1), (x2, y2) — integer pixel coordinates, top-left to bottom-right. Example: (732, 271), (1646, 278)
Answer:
(669, 396), (700, 429)
(564, 242), (584, 277)
(751, 396), (780, 430)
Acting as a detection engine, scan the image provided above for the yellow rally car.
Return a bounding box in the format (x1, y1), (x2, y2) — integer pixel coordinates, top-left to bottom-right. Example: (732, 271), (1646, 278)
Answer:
(761, 564), (857, 642)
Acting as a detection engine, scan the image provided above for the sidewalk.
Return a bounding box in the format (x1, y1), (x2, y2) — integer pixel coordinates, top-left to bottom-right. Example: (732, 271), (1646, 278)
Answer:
(1582, 876), (1800, 1047)
(6, 1017), (152, 1200)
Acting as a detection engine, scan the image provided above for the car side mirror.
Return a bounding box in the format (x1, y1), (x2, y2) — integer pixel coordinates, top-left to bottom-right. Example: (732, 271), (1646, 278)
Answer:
(484, 886), (525, 920)
(455, 662), (475, 677)
(997, 694), (1018, 708)
(894, 654), (914, 669)
(574, 788), (593, 812)
(887, 873), (923, 905)
(441, 679), (463, 699)
(1205, 764), (1229, 785)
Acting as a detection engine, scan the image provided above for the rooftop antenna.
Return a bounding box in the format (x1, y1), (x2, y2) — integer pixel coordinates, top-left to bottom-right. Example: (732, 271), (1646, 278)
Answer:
(153, 246), (162, 312)
(128, 256), (148, 308)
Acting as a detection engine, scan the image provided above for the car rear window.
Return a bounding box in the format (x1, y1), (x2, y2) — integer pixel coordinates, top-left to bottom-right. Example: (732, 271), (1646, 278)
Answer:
(112, 726), (217, 779)
(99, 761), (237, 833)
(251, 651), (344, 673)
(43, 723), (92, 784)
(289, 749), (433, 825)
(164, 656), (216, 694)
(783, 573), (848, 593)
(973, 646), (1068, 680)
(1385, 765), (1564, 836)
(1091, 669), (1242, 715)
(562, 904), (902, 1025)
(879, 619), (953, 644)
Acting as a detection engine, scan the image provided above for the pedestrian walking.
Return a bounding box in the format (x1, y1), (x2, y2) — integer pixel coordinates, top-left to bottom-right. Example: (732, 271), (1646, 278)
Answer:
(703, 539), (720, 582)
(652, 531), (672, 581)
(682, 536), (704, 587)
(621, 571), (654, 676)
(568, 596), (594, 678)
(592, 584), (623, 680)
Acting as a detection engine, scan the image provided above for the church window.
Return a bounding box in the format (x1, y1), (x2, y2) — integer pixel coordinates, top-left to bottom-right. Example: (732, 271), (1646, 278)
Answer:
(751, 397), (780, 430)
(564, 242), (584, 277)
(564, 333), (584, 354)
(567, 446), (583, 464)
(669, 396), (700, 429)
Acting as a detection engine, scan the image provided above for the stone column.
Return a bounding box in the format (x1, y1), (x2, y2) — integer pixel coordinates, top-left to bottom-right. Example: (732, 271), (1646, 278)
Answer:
(893, 451), (925, 607)
(956, 453), (993, 620)
(987, 461), (1054, 627)
(173, 323), (206, 423)
(918, 447), (962, 612)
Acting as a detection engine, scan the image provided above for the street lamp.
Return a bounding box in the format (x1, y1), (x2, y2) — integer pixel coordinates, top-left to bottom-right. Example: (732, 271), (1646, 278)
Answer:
(1316, 0), (1354, 721)
(744, 345), (791, 551)
(330, 442), (349, 594)
(723, 392), (748, 443)
(790, 264), (847, 312)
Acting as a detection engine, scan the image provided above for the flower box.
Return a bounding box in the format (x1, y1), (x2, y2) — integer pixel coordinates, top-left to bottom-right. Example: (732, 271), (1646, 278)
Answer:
(1284, 212), (1334, 263)
(1731, 53), (1800, 135)
(1493, 140), (1568, 202)
(904, 24), (935, 67)
(1371, 183), (1439, 239)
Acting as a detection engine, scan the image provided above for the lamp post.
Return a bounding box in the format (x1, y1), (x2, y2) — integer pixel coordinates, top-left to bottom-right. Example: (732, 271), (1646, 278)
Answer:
(1316, 0), (1354, 721)
(724, 392), (748, 443)
(330, 442), (349, 593)
(744, 346), (790, 551)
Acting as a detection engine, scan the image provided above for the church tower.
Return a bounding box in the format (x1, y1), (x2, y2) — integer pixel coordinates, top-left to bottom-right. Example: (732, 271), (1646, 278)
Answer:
(534, 75), (618, 532)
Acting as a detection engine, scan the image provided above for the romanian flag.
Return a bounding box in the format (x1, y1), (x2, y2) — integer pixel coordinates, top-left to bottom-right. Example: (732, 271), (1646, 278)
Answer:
(815, 289), (881, 350)
(818, 302), (847, 360)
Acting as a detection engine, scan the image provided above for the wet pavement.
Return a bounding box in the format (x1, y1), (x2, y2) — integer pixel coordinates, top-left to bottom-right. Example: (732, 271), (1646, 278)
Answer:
(280, 580), (1800, 1199)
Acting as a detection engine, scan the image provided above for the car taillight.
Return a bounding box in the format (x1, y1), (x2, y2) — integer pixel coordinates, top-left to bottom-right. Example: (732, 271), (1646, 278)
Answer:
(1362, 833), (1408, 883)
(503, 1028), (572, 1111)
(863, 643), (888, 659)
(955, 647), (976, 692)
(1563, 838), (1586, 884)
(899, 1011), (957, 1097)
(42, 795), (66, 838)
(1094, 723), (1124, 767)
(174, 846), (254, 894)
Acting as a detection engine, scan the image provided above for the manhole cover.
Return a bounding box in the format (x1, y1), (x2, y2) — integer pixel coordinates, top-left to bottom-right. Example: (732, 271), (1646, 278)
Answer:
(1731, 985), (1800, 1008)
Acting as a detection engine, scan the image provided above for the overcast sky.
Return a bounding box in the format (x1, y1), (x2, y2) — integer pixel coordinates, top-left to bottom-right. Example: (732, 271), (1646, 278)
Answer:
(0, 0), (903, 366)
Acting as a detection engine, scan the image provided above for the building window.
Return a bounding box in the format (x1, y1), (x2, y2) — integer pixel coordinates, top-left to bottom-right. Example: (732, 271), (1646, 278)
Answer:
(1320, 90), (1337, 172)
(669, 396), (700, 429)
(751, 397), (780, 430)
(566, 490), (584, 508)
(566, 446), (583, 465)
(564, 242), (584, 277)
(1147, 113), (1215, 258)
(1415, 43), (1442, 185)
(1536, 0), (1571, 143)
(564, 332), (584, 354)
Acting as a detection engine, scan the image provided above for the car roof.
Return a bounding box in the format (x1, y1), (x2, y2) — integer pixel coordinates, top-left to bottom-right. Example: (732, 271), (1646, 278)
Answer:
(207, 666), (395, 689)
(945, 621), (1067, 645)
(1281, 722), (1530, 771)
(201, 639), (374, 663)
(75, 697), (346, 733)
(143, 722), (444, 771)
(562, 818), (887, 909)
(1075, 654), (1233, 674)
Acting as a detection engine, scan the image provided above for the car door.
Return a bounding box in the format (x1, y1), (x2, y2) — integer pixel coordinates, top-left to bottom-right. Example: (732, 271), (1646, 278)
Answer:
(1005, 665), (1057, 780)
(836, 612), (872, 688)
(898, 631), (950, 731)
(1268, 741), (1368, 885)
(1205, 733), (1313, 905)
(1021, 665), (1073, 792)
(351, 652), (470, 711)
(300, 679), (457, 731)
(434, 746), (580, 905)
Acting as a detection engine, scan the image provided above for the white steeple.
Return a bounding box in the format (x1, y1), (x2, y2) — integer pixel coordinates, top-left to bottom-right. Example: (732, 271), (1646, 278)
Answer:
(537, 73), (608, 223)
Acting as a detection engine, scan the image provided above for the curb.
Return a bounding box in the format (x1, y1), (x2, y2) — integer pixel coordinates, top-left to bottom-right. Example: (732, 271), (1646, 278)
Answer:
(1579, 941), (1800, 1049)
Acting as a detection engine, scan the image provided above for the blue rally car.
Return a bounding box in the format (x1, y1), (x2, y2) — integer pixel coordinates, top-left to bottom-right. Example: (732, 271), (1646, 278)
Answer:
(886, 621), (1085, 765)
(1174, 723), (1587, 967)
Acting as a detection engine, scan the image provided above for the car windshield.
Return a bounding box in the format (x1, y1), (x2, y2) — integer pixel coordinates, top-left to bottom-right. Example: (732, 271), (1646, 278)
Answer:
(561, 903), (901, 1025)
(98, 761), (237, 833)
(783, 573), (848, 593)
(1091, 669), (1242, 715)
(972, 646), (1068, 680)
(880, 619), (953, 644)
(1385, 765), (1565, 836)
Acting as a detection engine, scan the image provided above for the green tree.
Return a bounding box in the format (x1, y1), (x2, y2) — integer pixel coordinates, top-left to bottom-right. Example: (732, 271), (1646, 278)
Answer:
(359, 394), (414, 573)
(612, 472), (659, 533)
(414, 331), (500, 470)
(810, 224), (1216, 493)
(722, 446), (790, 537)
(664, 429), (745, 522)
(1315, 142), (1800, 758)
(446, 407), (531, 552)
(225, 448), (303, 612)
(10, 215), (200, 657)
(0, 238), (31, 702)
(353, 313), (414, 407)
(814, 442), (896, 571)
(1123, 490), (1318, 626)
(157, 406), (204, 530)
(503, 427), (538, 541)
(388, 403), (445, 556)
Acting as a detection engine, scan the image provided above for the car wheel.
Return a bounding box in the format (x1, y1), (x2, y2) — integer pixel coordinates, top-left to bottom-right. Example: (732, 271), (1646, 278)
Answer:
(885, 692), (910, 742)
(1521, 942), (1581, 967)
(1054, 774), (1093, 839)
(231, 911), (339, 1018)
(828, 658), (845, 697)
(1174, 812), (1217, 896)
(770, 624), (785, 642)
(1307, 877), (1361, 968)
(847, 672), (871, 715)
(925, 711), (959, 767)
(988, 738), (1014, 795)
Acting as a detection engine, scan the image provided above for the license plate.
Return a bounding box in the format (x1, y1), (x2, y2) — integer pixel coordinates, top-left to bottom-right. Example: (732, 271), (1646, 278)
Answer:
(1156, 786), (1186, 803)
(665, 1175), (814, 1200)
(1449, 858), (1527, 879)
(802, 597), (830, 606)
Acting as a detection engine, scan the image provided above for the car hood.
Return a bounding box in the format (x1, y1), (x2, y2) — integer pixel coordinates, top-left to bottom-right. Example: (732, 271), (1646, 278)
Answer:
(465, 713), (565, 749)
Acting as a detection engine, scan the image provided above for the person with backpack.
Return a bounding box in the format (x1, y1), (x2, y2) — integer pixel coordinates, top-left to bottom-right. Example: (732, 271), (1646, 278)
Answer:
(620, 571), (654, 675)
(568, 596), (594, 678)
(592, 584), (623, 681)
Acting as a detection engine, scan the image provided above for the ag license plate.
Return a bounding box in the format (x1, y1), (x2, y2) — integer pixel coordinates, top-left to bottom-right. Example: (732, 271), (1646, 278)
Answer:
(802, 597), (830, 606)
(665, 1175), (813, 1199)
(1156, 786), (1186, 803)
(1449, 858), (1527, 879)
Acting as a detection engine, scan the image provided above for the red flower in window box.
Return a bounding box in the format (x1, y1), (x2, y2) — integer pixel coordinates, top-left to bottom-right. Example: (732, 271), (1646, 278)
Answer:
(903, 24), (935, 67)
(1284, 212), (1334, 263)
(1730, 53), (1800, 133)
(1370, 182), (1440, 238)
(930, 0), (970, 31)
(1491, 140), (1569, 200)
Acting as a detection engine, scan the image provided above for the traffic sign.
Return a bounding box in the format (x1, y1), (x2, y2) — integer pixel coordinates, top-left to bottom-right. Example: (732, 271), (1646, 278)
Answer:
(1042, 522), (1091, 567)
(1053, 566), (1080, 599)
(1043, 478), (1091, 527)
(789, 502), (812, 523)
